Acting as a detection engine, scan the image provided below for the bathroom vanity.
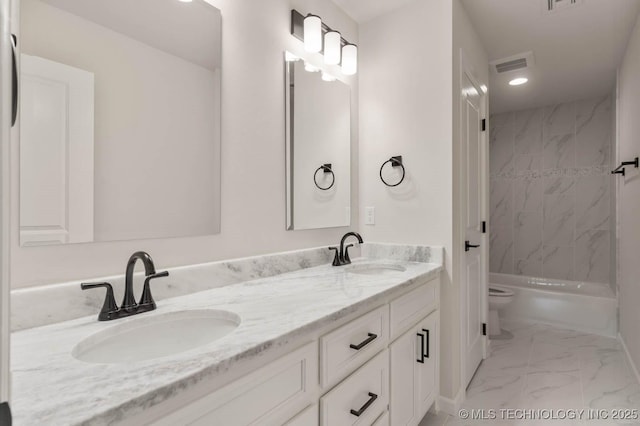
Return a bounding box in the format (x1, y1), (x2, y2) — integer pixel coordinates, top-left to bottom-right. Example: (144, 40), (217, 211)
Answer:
(11, 244), (442, 426)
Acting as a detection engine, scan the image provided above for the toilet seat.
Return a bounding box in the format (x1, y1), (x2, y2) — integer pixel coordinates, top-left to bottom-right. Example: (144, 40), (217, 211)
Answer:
(489, 285), (514, 297)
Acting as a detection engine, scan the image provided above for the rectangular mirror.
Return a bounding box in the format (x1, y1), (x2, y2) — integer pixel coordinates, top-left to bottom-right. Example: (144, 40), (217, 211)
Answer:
(285, 53), (351, 230)
(18, 0), (221, 246)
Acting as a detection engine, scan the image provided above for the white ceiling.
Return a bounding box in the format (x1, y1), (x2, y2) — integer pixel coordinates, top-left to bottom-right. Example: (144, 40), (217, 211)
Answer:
(330, 0), (417, 23)
(461, 0), (640, 113)
(40, 0), (221, 71)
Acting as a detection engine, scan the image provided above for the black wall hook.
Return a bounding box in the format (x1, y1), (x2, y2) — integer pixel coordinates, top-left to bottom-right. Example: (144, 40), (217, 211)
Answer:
(380, 155), (405, 187)
(314, 163), (335, 190)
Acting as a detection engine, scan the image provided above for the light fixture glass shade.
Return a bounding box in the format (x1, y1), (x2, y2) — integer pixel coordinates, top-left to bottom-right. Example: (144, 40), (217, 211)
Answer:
(304, 15), (322, 53)
(321, 72), (336, 82)
(341, 44), (357, 75)
(304, 62), (320, 73)
(324, 31), (341, 65)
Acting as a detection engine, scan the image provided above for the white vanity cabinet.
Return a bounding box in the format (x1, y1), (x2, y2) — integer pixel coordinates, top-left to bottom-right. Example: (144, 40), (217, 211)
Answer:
(141, 276), (440, 426)
(389, 311), (438, 426)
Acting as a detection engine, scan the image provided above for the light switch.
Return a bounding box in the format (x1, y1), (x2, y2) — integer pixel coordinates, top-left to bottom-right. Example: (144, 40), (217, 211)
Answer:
(365, 207), (375, 225)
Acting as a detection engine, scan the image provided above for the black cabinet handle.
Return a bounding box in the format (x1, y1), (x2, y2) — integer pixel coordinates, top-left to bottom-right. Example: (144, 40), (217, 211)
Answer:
(465, 241), (480, 252)
(350, 333), (377, 350)
(422, 329), (430, 358)
(417, 332), (425, 363)
(350, 392), (378, 417)
(11, 34), (18, 127)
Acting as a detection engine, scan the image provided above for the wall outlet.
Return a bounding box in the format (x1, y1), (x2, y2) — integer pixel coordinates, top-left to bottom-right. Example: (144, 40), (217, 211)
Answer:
(365, 207), (375, 225)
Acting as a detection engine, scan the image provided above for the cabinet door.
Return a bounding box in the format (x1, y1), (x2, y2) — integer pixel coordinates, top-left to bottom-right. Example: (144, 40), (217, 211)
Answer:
(286, 404), (318, 426)
(416, 312), (438, 420)
(389, 324), (420, 426)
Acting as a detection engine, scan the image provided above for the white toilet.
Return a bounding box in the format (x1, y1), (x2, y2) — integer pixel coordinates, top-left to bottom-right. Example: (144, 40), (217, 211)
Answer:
(488, 285), (515, 337)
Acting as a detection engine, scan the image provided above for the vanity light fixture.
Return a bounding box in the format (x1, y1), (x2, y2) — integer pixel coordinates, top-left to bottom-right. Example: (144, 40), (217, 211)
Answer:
(303, 15), (322, 53)
(321, 72), (336, 82)
(509, 77), (528, 86)
(341, 44), (357, 76)
(324, 31), (341, 65)
(291, 10), (358, 76)
(304, 62), (320, 72)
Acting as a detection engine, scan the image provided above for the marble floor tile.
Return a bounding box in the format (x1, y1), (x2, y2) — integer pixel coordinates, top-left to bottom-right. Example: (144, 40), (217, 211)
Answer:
(528, 342), (581, 375)
(521, 371), (583, 409)
(419, 410), (451, 426)
(455, 321), (640, 426)
(464, 372), (527, 410)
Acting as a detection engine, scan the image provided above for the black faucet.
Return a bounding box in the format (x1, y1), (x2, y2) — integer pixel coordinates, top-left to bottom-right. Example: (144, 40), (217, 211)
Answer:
(81, 251), (169, 321)
(330, 232), (364, 266)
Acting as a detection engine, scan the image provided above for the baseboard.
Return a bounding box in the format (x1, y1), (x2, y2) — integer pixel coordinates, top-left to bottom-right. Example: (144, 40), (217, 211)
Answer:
(437, 388), (465, 416)
(619, 333), (640, 385)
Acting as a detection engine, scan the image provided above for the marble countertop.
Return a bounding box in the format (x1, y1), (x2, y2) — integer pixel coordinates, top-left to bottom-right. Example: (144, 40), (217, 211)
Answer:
(12, 255), (441, 426)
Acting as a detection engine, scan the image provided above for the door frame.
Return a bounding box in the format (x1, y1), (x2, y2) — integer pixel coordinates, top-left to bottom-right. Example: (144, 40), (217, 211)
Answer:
(0, 0), (12, 404)
(457, 48), (489, 393)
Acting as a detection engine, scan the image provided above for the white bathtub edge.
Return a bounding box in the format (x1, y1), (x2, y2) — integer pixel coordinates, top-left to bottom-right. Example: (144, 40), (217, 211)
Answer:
(496, 282), (618, 338)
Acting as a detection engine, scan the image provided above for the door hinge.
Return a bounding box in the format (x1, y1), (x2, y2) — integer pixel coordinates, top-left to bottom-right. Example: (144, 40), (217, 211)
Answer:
(481, 118), (486, 132)
(482, 221), (487, 233)
(482, 323), (487, 336)
(0, 401), (12, 425)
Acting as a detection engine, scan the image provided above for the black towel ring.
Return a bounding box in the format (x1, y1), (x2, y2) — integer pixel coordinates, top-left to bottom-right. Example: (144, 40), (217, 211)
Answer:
(314, 164), (335, 190)
(380, 156), (405, 187)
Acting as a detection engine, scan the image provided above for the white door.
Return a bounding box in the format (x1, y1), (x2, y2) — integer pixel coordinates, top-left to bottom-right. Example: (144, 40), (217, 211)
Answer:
(460, 65), (487, 388)
(19, 54), (94, 245)
(0, 0), (13, 410)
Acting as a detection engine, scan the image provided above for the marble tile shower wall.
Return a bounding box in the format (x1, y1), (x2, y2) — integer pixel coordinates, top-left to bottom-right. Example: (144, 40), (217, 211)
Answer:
(489, 96), (613, 284)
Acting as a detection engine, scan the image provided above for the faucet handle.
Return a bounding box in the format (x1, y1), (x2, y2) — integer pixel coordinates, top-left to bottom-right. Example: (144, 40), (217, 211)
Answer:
(329, 247), (341, 266)
(138, 271), (169, 312)
(81, 282), (119, 321)
(343, 244), (355, 264)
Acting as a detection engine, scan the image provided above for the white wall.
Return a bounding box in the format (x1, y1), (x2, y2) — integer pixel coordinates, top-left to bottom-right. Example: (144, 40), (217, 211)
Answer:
(10, 0), (359, 288)
(617, 11), (640, 374)
(359, 0), (456, 398)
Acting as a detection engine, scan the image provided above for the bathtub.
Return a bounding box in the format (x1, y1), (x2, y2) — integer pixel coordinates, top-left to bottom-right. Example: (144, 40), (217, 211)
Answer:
(491, 273), (618, 337)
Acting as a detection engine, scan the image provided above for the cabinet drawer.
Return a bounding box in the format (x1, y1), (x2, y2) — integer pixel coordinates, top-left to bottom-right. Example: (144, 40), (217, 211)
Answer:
(153, 342), (318, 426)
(320, 305), (389, 388)
(372, 412), (389, 426)
(390, 279), (438, 339)
(285, 404), (319, 426)
(320, 349), (389, 426)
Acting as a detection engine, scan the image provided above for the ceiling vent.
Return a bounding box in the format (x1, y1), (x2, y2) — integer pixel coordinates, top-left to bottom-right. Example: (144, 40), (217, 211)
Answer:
(490, 51), (535, 74)
(545, 0), (582, 13)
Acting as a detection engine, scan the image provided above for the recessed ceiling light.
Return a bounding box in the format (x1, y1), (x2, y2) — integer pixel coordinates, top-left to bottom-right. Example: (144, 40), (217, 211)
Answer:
(509, 77), (528, 86)
(178, 0), (193, 3)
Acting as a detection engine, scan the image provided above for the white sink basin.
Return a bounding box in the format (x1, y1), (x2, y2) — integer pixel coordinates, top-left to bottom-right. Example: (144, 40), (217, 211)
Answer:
(345, 263), (407, 276)
(72, 309), (240, 364)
